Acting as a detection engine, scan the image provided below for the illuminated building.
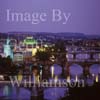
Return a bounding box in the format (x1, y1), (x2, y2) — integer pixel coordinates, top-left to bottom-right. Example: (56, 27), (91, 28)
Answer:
(22, 37), (38, 57)
(3, 38), (13, 59)
(32, 48), (37, 56)
(13, 52), (23, 62)
(23, 37), (37, 47)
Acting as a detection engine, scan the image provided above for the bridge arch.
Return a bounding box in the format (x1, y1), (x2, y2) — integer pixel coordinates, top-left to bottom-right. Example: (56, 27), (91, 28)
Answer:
(89, 64), (100, 75)
(69, 64), (83, 77)
(50, 64), (62, 76)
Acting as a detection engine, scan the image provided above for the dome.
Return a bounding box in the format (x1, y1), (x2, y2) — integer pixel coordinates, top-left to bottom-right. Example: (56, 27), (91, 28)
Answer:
(23, 37), (37, 45)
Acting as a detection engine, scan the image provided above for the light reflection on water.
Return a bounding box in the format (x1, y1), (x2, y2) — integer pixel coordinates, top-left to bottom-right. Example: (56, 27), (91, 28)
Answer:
(0, 63), (100, 100)
(3, 85), (11, 96)
(0, 83), (68, 100)
(0, 77), (99, 100)
(44, 87), (67, 100)
(0, 84), (31, 100)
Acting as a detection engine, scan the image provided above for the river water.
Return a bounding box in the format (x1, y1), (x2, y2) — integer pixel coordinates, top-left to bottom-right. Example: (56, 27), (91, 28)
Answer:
(0, 52), (100, 100)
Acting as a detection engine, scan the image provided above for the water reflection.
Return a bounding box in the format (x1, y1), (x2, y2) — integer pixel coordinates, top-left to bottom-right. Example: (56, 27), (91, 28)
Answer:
(3, 85), (11, 97)
(0, 84), (31, 100)
(0, 64), (100, 100)
(0, 84), (68, 100)
(44, 87), (67, 100)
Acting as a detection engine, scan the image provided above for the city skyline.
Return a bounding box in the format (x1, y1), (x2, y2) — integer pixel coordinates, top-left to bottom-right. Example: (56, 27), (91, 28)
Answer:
(0, 0), (100, 35)
(0, 0), (100, 98)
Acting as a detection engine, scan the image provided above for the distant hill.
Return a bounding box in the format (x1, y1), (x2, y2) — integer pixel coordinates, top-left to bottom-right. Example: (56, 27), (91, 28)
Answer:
(0, 32), (100, 39)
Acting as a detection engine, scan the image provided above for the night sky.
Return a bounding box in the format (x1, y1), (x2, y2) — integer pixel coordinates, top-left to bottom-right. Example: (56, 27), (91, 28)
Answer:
(0, 0), (100, 35)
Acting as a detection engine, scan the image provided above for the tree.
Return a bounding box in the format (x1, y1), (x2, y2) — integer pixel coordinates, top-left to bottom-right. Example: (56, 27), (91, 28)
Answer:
(36, 50), (50, 62)
(0, 56), (18, 75)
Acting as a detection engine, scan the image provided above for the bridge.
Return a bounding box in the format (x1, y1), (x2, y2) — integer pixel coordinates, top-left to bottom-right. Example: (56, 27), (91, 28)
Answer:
(65, 46), (100, 76)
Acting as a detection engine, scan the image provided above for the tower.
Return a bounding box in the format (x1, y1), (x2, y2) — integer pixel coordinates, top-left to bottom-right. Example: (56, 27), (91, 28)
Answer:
(4, 38), (13, 59)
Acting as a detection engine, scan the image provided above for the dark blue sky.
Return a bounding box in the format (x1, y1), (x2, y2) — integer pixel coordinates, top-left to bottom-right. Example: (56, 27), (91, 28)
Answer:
(0, 0), (100, 35)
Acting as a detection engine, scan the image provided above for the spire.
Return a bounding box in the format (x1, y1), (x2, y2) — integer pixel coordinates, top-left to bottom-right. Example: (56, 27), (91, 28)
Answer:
(6, 33), (10, 45)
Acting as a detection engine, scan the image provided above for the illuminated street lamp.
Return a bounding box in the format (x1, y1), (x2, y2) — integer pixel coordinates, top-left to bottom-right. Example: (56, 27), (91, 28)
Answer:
(95, 74), (99, 83)
(51, 66), (54, 78)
